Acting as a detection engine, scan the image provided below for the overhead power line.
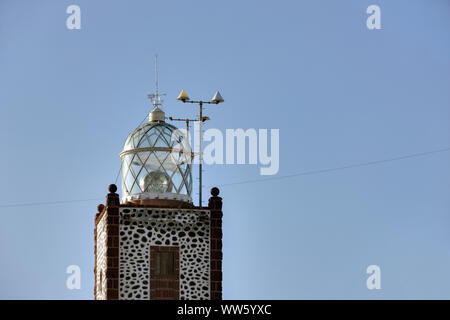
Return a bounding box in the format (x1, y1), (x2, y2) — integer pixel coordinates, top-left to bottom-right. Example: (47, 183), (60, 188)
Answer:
(0, 146), (449, 209)
(212, 146), (450, 188)
(0, 198), (103, 209)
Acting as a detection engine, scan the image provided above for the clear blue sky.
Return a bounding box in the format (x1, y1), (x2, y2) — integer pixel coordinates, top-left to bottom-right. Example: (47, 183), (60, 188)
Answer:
(0, 0), (449, 299)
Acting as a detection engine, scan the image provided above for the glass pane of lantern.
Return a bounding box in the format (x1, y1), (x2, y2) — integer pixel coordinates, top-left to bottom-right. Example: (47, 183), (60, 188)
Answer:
(141, 131), (159, 148)
(121, 121), (193, 199)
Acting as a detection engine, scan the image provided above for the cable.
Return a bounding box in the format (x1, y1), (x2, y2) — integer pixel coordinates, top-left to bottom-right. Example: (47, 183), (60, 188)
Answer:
(0, 198), (103, 209)
(212, 146), (450, 188)
(0, 146), (449, 209)
(114, 162), (122, 185)
(0, 115), (151, 210)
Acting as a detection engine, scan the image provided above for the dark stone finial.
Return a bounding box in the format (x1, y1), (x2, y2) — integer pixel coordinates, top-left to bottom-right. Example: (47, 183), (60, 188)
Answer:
(208, 186), (222, 211)
(106, 184), (120, 208)
(108, 184), (117, 194)
(211, 187), (220, 197)
(97, 204), (105, 213)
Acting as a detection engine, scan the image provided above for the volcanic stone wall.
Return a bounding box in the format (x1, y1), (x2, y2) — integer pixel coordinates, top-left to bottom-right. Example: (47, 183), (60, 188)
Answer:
(118, 207), (211, 300)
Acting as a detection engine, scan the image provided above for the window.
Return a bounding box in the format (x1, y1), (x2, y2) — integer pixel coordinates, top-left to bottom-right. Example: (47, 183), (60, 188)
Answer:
(150, 247), (180, 299)
(154, 251), (175, 276)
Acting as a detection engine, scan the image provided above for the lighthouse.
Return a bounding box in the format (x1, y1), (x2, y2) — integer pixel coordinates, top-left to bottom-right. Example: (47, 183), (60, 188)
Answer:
(93, 62), (223, 300)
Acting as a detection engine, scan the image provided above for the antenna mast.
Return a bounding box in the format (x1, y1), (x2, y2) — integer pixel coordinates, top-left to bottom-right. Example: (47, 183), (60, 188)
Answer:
(155, 54), (159, 99)
(148, 54), (165, 107)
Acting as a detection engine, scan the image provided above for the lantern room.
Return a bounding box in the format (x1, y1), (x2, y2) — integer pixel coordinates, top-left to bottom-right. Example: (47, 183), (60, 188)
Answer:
(119, 107), (193, 204)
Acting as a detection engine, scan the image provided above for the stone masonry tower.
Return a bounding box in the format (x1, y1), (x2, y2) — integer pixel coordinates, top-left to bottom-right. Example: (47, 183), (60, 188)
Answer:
(93, 87), (223, 300)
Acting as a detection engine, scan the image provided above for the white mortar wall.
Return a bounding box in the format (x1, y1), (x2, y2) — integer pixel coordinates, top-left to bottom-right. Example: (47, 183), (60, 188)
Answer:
(95, 213), (107, 300)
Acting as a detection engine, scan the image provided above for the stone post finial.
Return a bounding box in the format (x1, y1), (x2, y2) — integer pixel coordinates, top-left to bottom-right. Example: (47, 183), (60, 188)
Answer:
(208, 187), (222, 211)
(108, 184), (117, 193)
(95, 204), (105, 222)
(97, 204), (105, 213)
(106, 184), (120, 208)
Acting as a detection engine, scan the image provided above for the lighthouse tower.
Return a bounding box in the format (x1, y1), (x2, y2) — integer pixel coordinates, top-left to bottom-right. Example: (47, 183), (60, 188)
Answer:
(93, 71), (223, 300)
